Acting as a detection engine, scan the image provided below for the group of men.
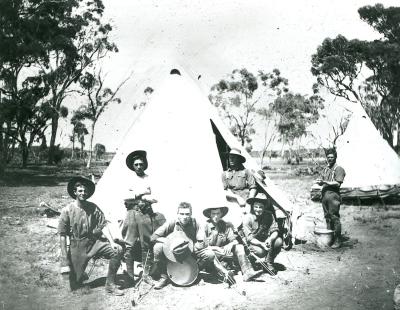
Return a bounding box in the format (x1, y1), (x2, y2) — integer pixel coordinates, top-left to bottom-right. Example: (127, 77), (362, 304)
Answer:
(58, 147), (345, 295)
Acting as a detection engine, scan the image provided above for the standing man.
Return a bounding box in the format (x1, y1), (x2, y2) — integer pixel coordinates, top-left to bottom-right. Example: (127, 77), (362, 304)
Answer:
(196, 206), (263, 282)
(150, 202), (202, 290)
(242, 193), (283, 274)
(58, 176), (124, 295)
(123, 150), (165, 285)
(315, 148), (346, 249)
(221, 148), (257, 214)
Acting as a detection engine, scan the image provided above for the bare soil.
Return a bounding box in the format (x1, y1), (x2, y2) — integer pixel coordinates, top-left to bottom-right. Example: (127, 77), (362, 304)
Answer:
(1, 164), (399, 310)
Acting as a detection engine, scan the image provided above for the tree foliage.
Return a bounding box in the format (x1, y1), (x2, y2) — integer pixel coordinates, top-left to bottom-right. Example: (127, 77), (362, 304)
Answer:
(94, 143), (106, 160)
(78, 69), (129, 168)
(209, 68), (289, 146)
(271, 88), (324, 150)
(0, 0), (117, 169)
(311, 4), (400, 149)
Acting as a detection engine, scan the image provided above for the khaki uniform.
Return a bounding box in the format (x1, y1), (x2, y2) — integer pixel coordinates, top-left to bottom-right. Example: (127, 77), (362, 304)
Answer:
(58, 201), (122, 283)
(321, 164), (346, 237)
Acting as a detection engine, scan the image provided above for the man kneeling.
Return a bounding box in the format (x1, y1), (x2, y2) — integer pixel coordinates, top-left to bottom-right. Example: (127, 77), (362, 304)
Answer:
(242, 194), (283, 274)
(58, 177), (124, 295)
(196, 206), (263, 283)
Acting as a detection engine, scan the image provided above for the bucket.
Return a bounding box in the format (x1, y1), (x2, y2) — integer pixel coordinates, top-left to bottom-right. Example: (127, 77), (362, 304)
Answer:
(314, 227), (334, 248)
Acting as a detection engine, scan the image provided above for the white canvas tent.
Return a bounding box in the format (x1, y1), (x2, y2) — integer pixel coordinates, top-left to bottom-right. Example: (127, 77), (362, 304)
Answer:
(90, 69), (294, 239)
(311, 106), (400, 200)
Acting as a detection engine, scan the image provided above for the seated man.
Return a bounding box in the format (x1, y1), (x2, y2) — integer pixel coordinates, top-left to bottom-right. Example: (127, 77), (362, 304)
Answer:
(122, 150), (165, 285)
(150, 202), (202, 290)
(196, 206), (263, 283)
(222, 148), (257, 214)
(242, 193), (283, 274)
(58, 177), (124, 295)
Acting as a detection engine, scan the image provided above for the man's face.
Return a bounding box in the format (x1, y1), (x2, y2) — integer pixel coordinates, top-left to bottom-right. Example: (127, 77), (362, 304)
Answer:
(210, 209), (223, 224)
(133, 158), (145, 176)
(228, 154), (241, 167)
(253, 201), (265, 216)
(326, 154), (336, 166)
(74, 185), (88, 201)
(177, 207), (192, 226)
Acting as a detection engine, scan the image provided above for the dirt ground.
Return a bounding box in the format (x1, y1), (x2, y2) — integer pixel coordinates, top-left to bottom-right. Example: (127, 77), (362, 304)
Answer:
(1, 164), (399, 310)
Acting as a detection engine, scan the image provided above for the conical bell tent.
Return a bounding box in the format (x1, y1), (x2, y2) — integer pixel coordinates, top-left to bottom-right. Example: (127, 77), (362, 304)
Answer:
(90, 68), (294, 239)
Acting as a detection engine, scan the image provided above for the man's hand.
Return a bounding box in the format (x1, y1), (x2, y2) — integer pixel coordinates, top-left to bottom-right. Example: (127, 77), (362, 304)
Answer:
(156, 237), (167, 244)
(110, 241), (123, 253)
(315, 178), (324, 186)
(237, 196), (246, 207)
(223, 243), (235, 255)
(263, 239), (272, 251)
(142, 194), (158, 204)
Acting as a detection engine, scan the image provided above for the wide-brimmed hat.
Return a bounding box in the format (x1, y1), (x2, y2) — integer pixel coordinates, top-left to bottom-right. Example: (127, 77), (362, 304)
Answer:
(247, 193), (274, 214)
(166, 256), (199, 286)
(163, 231), (194, 263)
(126, 150), (148, 171)
(67, 176), (95, 199)
(202, 206), (229, 219)
(246, 193), (269, 205)
(224, 148), (246, 163)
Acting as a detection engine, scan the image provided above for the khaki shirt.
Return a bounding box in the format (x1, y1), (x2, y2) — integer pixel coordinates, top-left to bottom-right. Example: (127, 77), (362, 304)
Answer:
(58, 201), (106, 240)
(202, 219), (236, 247)
(321, 164), (346, 194)
(221, 167), (257, 199)
(151, 218), (202, 244)
(242, 213), (279, 243)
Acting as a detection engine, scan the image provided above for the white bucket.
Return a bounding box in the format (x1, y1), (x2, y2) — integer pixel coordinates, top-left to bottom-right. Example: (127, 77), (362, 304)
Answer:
(314, 227), (334, 248)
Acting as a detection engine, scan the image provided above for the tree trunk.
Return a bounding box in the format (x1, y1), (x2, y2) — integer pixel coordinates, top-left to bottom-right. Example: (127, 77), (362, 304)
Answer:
(80, 139), (84, 159)
(397, 125), (400, 155)
(71, 132), (75, 159)
(21, 141), (29, 168)
(0, 131), (5, 177)
(48, 115), (59, 164)
(86, 122), (95, 168)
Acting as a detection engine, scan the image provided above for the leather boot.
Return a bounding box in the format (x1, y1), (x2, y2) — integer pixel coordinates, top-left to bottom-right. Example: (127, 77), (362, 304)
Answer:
(331, 219), (342, 249)
(124, 248), (135, 285)
(154, 274), (169, 290)
(152, 259), (169, 290)
(105, 257), (124, 296)
(236, 250), (263, 281)
(213, 257), (236, 286)
(265, 250), (276, 275)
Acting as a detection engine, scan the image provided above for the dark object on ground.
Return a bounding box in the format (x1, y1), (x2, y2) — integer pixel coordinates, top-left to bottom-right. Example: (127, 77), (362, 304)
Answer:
(39, 202), (60, 217)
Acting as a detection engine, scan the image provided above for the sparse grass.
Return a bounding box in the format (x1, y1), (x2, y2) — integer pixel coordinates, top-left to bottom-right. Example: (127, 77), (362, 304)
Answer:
(1, 162), (400, 309)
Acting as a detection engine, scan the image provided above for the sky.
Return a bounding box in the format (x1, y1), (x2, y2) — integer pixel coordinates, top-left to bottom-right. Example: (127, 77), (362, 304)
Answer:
(57, 0), (400, 152)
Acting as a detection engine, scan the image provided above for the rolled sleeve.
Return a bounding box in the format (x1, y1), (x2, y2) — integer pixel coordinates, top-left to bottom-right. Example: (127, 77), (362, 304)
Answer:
(58, 208), (70, 236)
(150, 221), (171, 243)
(246, 170), (257, 190)
(269, 218), (279, 235)
(94, 207), (107, 232)
(221, 172), (228, 190)
(226, 224), (237, 243)
(334, 166), (346, 184)
(195, 222), (204, 243)
(242, 215), (255, 242)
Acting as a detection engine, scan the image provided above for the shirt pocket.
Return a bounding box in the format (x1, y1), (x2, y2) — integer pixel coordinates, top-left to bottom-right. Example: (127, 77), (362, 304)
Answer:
(234, 171), (247, 188)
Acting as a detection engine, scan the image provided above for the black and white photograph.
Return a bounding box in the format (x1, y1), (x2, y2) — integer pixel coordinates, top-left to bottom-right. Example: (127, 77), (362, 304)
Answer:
(1, 0), (400, 309)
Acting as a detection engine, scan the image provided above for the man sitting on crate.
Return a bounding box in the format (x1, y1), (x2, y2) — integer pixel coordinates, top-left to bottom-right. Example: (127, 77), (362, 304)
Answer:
(195, 206), (263, 283)
(122, 150), (166, 286)
(58, 176), (124, 295)
(242, 193), (283, 274)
